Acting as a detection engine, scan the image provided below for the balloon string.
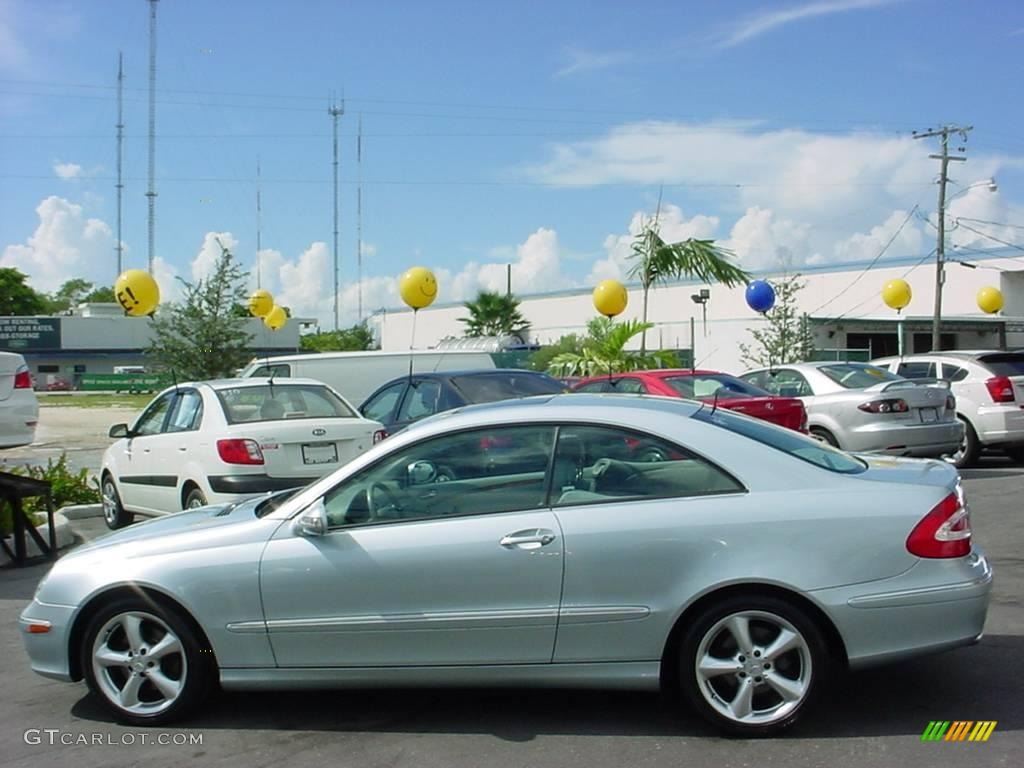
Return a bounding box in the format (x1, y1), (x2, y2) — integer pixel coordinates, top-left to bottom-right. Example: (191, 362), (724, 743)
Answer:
(409, 309), (418, 381)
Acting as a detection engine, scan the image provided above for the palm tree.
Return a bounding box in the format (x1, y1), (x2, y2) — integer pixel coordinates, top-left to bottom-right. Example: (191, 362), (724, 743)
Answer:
(547, 317), (679, 378)
(458, 291), (530, 339)
(628, 217), (751, 352)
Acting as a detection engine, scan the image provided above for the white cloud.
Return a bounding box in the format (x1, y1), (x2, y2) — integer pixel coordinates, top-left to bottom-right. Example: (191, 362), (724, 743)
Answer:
(1, 195), (115, 291)
(151, 256), (182, 305)
(53, 161), (83, 180)
(724, 207), (814, 270)
(555, 47), (632, 78)
(190, 231), (238, 282)
(0, 0), (30, 74)
(831, 208), (925, 263)
(717, 0), (901, 48)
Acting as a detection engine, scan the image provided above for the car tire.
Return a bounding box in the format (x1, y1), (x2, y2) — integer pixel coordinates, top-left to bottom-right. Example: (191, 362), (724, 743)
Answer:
(678, 594), (831, 738)
(102, 475), (134, 530)
(951, 417), (979, 468)
(184, 486), (208, 510)
(809, 427), (839, 448)
(81, 596), (213, 726)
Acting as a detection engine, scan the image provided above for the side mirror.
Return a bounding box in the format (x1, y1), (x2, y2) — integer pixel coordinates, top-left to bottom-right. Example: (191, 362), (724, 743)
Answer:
(294, 498), (327, 537)
(108, 423), (130, 439)
(407, 460), (436, 486)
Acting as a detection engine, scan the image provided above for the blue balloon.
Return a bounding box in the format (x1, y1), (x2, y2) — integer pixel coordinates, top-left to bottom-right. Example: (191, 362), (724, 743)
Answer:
(745, 280), (776, 313)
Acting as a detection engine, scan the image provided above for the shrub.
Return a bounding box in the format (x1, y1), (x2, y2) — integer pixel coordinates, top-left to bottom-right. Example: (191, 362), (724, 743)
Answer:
(1, 454), (100, 535)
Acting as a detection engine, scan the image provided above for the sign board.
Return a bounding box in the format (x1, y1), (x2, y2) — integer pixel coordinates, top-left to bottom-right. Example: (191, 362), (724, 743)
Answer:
(79, 373), (170, 393)
(0, 317), (61, 351)
(1005, 321), (1024, 333)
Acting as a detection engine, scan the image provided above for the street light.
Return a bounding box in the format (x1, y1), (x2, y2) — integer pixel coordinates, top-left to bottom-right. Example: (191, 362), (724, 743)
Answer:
(932, 177), (997, 351)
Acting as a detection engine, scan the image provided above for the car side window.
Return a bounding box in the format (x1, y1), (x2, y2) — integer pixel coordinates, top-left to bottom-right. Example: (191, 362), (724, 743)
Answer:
(896, 361), (936, 379)
(397, 380), (441, 422)
(250, 364), (291, 378)
(361, 383), (405, 423)
(166, 390), (203, 432)
(549, 425), (743, 507)
(942, 364), (969, 382)
(609, 378), (646, 393)
(771, 370), (813, 397)
(739, 371), (767, 390)
(575, 380), (610, 393)
(132, 394), (174, 436)
(322, 425), (557, 528)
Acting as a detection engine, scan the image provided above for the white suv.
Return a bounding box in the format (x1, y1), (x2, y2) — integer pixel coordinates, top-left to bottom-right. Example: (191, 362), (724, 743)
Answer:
(872, 351), (1024, 467)
(0, 351), (39, 449)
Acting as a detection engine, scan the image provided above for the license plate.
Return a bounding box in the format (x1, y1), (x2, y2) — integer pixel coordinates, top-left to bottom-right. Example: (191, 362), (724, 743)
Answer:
(302, 442), (338, 465)
(919, 407), (938, 423)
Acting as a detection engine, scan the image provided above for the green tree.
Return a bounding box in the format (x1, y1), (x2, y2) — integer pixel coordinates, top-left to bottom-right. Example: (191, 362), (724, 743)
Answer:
(547, 317), (679, 378)
(46, 278), (96, 312)
(458, 291), (530, 339)
(628, 216), (751, 352)
(83, 285), (116, 303)
(738, 274), (816, 368)
(300, 324), (377, 352)
(0, 268), (47, 315)
(146, 242), (254, 380)
(526, 333), (584, 372)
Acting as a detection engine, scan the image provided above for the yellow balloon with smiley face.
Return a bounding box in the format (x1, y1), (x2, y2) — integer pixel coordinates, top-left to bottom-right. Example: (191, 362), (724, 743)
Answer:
(399, 266), (438, 310)
(248, 289), (274, 318)
(114, 269), (161, 317)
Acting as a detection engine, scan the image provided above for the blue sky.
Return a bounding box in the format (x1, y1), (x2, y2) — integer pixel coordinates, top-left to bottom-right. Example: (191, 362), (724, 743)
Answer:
(2, 0), (1023, 327)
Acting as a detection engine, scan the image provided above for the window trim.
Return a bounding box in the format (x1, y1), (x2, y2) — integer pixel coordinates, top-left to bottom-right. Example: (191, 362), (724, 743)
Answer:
(131, 392), (176, 436)
(360, 380), (408, 423)
(165, 388), (204, 433)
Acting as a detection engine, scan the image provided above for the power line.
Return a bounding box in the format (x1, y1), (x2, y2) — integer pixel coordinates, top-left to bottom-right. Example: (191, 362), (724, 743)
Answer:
(955, 221), (1024, 254)
(956, 216), (1024, 231)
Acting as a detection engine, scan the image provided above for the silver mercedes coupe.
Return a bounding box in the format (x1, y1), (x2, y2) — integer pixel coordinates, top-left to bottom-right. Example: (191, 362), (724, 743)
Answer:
(20, 394), (992, 737)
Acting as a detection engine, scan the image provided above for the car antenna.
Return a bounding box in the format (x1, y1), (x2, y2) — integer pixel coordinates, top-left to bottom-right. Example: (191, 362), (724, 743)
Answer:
(710, 387), (721, 415)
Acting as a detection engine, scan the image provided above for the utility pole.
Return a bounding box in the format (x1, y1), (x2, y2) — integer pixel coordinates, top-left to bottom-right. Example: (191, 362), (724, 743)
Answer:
(256, 155), (262, 289)
(357, 113), (363, 323)
(115, 51), (124, 278)
(914, 124), (970, 352)
(146, 0), (159, 274)
(328, 98), (345, 331)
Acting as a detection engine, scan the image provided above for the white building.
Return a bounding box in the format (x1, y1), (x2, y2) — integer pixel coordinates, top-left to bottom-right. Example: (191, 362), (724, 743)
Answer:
(372, 249), (1024, 373)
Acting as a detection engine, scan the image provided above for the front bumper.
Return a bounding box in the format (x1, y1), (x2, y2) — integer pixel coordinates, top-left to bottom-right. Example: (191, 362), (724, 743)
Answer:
(19, 599), (77, 682)
(811, 549), (992, 669)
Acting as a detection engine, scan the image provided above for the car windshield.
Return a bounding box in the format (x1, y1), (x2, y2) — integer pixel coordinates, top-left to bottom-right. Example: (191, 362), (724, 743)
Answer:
(664, 374), (771, 399)
(817, 364), (904, 389)
(450, 373), (566, 404)
(977, 353), (1024, 377)
(216, 384), (356, 424)
(692, 406), (866, 474)
(255, 488), (303, 518)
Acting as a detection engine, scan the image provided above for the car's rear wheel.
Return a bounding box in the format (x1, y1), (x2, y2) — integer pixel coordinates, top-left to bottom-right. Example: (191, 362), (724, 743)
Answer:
(184, 486), (208, 510)
(679, 595), (830, 737)
(809, 427), (839, 448)
(102, 475), (134, 530)
(951, 416), (979, 468)
(81, 597), (212, 725)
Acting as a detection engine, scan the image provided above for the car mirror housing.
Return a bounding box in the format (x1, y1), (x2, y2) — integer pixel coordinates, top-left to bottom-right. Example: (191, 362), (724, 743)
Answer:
(407, 460), (436, 486)
(108, 423), (130, 439)
(294, 498), (327, 537)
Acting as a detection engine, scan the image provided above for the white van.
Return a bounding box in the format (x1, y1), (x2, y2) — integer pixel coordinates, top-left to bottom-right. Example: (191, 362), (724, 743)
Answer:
(239, 350), (497, 407)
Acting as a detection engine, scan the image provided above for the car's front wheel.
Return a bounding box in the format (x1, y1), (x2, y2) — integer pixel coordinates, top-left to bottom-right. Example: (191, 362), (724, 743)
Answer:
(679, 595), (830, 737)
(101, 475), (134, 530)
(81, 596), (212, 725)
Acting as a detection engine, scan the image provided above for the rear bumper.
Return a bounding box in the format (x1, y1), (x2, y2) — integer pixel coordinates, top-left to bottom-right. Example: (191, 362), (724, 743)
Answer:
(973, 404), (1024, 447)
(844, 420), (963, 456)
(0, 396), (39, 448)
(207, 474), (312, 495)
(811, 549), (992, 669)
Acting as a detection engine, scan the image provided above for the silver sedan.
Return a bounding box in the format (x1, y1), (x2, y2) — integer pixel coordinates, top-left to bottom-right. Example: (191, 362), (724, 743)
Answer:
(741, 362), (963, 456)
(20, 394), (991, 737)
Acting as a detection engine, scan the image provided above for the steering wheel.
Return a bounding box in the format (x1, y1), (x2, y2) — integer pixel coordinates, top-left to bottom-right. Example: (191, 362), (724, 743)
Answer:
(368, 482), (404, 521)
(434, 465), (457, 482)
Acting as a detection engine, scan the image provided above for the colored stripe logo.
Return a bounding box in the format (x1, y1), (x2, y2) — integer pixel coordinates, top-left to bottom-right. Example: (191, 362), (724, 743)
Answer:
(921, 721), (996, 742)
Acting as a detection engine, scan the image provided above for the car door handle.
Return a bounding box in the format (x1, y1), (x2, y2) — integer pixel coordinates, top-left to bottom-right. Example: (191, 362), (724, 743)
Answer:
(500, 529), (556, 549)
(177, 446), (187, 452)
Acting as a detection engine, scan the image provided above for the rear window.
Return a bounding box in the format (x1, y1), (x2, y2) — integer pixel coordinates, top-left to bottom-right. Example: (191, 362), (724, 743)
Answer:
(818, 363), (903, 389)
(451, 373), (566, 404)
(977, 353), (1024, 377)
(216, 384), (356, 424)
(692, 406), (866, 474)
(248, 363), (291, 378)
(664, 374), (770, 399)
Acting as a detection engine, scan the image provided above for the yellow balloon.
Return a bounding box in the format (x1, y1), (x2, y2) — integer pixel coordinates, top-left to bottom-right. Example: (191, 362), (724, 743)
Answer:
(593, 279), (628, 317)
(977, 286), (1004, 314)
(264, 305), (287, 331)
(114, 269), (160, 317)
(399, 266), (438, 310)
(881, 279), (912, 311)
(248, 289), (274, 318)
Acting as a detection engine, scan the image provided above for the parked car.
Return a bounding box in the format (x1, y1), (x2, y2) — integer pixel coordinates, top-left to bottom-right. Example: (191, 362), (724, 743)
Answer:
(45, 378), (74, 392)
(359, 369), (566, 434)
(99, 378), (385, 527)
(572, 369), (807, 432)
(0, 352), (39, 448)
(22, 394), (991, 736)
(740, 362), (962, 457)
(239, 349), (498, 408)
(872, 351), (1024, 466)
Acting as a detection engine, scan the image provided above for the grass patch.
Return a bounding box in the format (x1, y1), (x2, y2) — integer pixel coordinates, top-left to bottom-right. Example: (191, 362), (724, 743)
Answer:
(39, 393), (153, 409)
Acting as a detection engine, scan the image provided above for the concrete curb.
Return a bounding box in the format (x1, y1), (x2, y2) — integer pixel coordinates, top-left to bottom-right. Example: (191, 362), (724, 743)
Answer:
(60, 503), (104, 520)
(0, 511), (74, 566)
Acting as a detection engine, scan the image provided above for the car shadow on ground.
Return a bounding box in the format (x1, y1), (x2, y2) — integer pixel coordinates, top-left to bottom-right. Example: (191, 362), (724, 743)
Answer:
(70, 635), (1023, 741)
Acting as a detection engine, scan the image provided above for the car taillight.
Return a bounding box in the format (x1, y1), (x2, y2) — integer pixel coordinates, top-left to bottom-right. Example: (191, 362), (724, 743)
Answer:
(985, 376), (1015, 403)
(945, 394), (955, 412)
(216, 438), (264, 465)
(799, 406), (809, 433)
(906, 489), (971, 558)
(373, 429), (388, 443)
(14, 367), (31, 389)
(857, 398), (909, 414)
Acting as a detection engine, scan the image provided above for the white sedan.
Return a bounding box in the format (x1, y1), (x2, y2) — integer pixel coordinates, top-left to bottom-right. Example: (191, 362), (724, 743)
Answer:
(0, 351), (39, 449)
(100, 378), (385, 528)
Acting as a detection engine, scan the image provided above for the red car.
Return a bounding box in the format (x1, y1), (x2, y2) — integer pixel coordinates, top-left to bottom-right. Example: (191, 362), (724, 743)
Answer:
(572, 369), (808, 432)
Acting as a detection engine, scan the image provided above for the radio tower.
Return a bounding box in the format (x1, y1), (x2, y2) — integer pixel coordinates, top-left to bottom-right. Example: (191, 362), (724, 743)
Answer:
(115, 52), (125, 278)
(146, 0), (159, 273)
(328, 97), (345, 330)
(256, 156), (262, 289)
(357, 113), (363, 323)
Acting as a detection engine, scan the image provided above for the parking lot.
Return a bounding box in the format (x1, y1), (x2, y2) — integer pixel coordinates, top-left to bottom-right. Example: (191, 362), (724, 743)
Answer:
(1, 407), (1021, 768)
